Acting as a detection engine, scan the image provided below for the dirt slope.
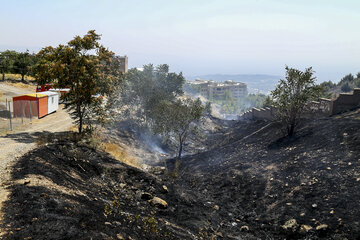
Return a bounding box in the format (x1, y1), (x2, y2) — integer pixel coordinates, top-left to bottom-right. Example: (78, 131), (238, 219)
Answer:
(0, 108), (359, 239)
(166, 109), (360, 239)
(0, 138), (194, 239)
(0, 82), (73, 237)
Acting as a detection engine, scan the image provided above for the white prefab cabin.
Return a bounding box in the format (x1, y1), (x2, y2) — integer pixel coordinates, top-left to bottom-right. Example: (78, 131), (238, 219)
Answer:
(41, 91), (59, 114)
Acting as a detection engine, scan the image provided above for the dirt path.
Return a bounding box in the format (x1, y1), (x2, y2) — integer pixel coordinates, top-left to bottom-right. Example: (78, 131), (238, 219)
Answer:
(0, 82), (35, 102)
(0, 83), (73, 235)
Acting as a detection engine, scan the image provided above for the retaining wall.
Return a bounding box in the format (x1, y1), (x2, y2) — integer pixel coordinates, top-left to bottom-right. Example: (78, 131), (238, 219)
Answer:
(332, 88), (360, 114)
(239, 107), (275, 121)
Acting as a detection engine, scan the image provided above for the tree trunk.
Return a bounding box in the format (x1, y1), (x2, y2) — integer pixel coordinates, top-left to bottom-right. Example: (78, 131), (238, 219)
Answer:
(178, 138), (183, 159)
(21, 73), (25, 82)
(288, 123), (295, 136)
(78, 105), (83, 134)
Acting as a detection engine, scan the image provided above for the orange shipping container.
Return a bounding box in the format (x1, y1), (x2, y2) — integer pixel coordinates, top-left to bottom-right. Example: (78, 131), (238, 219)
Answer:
(13, 93), (48, 118)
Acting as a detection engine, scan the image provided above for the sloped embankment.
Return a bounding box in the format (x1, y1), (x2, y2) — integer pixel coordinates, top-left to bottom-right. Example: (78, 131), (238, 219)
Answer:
(166, 109), (360, 239)
(0, 137), (194, 239)
(1, 109), (359, 239)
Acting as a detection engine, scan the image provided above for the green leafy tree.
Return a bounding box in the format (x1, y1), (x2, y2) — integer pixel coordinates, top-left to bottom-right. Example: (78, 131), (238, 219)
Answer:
(122, 64), (185, 125)
(355, 78), (360, 88)
(341, 82), (352, 92)
(0, 50), (16, 81)
(262, 96), (273, 108)
(339, 74), (354, 85)
(35, 30), (123, 133)
(151, 98), (205, 158)
(13, 50), (36, 82)
(270, 66), (321, 136)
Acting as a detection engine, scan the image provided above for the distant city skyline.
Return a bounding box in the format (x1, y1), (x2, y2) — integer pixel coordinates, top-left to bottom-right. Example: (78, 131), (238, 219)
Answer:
(1, 0), (359, 83)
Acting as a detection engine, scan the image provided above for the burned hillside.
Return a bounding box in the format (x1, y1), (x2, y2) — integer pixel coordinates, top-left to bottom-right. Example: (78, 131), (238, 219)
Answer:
(166, 109), (360, 239)
(0, 135), (195, 239)
(0, 109), (359, 239)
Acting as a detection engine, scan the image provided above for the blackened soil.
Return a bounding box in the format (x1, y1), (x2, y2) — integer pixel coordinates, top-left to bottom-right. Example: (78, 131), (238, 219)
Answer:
(0, 138), (194, 239)
(166, 109), (360, 239)
(1, 109), (360, 240)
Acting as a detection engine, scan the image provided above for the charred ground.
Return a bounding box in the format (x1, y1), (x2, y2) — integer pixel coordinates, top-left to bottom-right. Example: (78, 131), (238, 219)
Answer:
(0, 109), (359, 239)
(166, 109), (360, 239)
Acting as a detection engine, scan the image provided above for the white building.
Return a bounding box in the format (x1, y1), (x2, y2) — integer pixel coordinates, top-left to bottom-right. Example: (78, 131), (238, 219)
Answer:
(189, 79), (247, 100)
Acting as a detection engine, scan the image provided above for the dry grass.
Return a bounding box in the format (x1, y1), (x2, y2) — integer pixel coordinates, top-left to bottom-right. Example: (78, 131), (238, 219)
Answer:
(103, 142), (142, 168)
(68, 125), (78, 132)
(4, 74), (35, 81)
(6, 81), (36, 91)
(79, 127), (143, 169)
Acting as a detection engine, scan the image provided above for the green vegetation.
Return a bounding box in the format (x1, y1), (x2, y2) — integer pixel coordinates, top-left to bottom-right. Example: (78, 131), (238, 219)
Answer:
(211, 92), (267, 114)
(121, 64), (207, 158)
(151, 98), (205, 158)
(0, 50), (38, 81)
(121, 64), (185, 125)
(320, 72), (360, 98)
(270, 66), (321, 136)
(34, 30), (124, 134)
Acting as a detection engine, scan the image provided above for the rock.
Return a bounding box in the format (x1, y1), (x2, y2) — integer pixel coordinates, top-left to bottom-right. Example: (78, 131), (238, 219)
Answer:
(40, 193), (47, 198)
(213, 205), (219, 211)
(316, 224), (328, 231)
(240, 225), (249, 231)
(113, 221), (122, 226)
(119, 183), (126, 189)
(104, 222), (112, 226)
(152, 166), (166, 175)
(116, 233), (125, 240)
(149, 197), (168, 209)
(312, 203), (318, 208)
(299, 225), (313, 233)
(330, 210), (334, 214)
(161, 185), (169, 193)
(141, 192), (153, 200)
(282, 219), (298, 231)
(216, 232), (223, 237)
(300, 213), (305, 217)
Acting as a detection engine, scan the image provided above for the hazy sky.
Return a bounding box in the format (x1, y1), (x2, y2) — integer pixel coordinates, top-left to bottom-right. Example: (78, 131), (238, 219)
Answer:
(1, 0), (359, 82)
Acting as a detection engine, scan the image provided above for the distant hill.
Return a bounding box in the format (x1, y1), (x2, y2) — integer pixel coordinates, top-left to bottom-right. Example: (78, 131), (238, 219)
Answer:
(187, 74), (282, 94)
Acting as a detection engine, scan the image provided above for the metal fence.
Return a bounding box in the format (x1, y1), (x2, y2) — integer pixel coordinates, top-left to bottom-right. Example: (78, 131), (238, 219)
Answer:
(0, 98), (38, 133)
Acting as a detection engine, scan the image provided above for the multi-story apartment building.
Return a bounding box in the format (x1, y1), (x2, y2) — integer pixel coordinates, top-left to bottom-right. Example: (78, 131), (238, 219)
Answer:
(115, 55), (128, 73)
(189, 79), (247, 100)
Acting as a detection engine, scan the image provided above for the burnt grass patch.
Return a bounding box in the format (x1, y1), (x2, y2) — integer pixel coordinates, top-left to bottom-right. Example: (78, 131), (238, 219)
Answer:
(0, 137), (194, 239)
(165, 112), (360, 239)
(1, 109), (360, 239)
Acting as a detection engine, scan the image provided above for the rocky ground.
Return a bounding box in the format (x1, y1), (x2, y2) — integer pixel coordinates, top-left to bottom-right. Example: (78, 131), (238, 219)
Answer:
(0, 109), (359, 239)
